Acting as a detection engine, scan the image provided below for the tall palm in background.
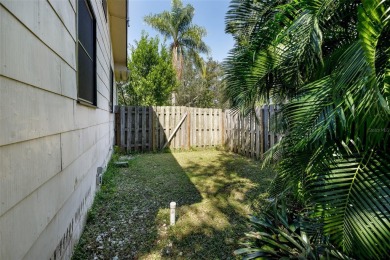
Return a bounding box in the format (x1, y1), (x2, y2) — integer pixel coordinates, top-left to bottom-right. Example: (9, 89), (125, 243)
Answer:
(225, 0), (390, 258)
(144, 0), (209, 80)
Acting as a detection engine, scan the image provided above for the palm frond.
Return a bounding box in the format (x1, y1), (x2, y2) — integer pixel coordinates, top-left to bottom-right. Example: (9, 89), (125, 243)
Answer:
(225, 1), (390, 258)
(308, 144), (390, 258)
(144, 12), (174, 39)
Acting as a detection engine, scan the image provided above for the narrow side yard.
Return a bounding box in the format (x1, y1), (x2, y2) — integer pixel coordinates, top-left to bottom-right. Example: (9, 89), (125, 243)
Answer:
(72, 150), (274, 259)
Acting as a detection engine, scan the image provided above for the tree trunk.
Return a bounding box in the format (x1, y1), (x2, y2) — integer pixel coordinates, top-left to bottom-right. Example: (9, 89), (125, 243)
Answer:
(172, 45), (183, 81)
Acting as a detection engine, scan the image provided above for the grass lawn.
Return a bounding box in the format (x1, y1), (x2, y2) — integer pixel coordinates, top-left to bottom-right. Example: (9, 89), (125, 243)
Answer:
(72, 150), (274, 259)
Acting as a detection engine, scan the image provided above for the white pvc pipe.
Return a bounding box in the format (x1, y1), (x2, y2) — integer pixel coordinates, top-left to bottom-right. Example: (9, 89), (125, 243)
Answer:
(170, 201), (176, 225)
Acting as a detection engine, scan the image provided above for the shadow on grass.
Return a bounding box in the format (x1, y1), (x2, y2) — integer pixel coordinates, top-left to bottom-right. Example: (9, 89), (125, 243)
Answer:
(72, 153), (202, 259)
(72, 150), (274, 260)
(161, 151), (274, 259)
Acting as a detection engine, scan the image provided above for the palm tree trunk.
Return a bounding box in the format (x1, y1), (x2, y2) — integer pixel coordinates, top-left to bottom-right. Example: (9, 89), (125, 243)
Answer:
(172, 45), (184, 81)
(171, 45), (183, 106)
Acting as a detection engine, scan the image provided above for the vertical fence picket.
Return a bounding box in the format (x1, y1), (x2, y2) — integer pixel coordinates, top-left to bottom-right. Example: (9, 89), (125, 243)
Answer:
(241, 114), (244, 154)
(149, 106), (156, 151)
(191, 108), (195, 147)
(250, 112), (255, 159)
(205, 108), (209, 147)
(208, 108), (212, 146)
(229, 111), (233, 150)
(179, 106), (184, 149)
(134, 107), (139, 151)
(163, 107), (167, 148)
(200, 108), (203, 147)
(269, 105), (275, 149)
(127, 106), (132, 152)
(171, 106), (176, 149)
(192, 108), (194, 148)
(245, 115), (250, 156)
(228, 111), (232, 151)
(264, 105), (269, 152)
(141, 107), (146, 151)
(239, 114), (243, 154)
(180, 107), (184, 149)
(174, 106), (178, 149)
(187, 107), (191, 149)
(224, 111), (228, 148)
(176, 106), (180, 149)
(242, 115), (246, 155)
(196, 108), (200, 147)
(255, 108), (260, 159)
(235, 114), (238, 153)
(160, 107), (165, 149)
(220, 109), (224, 146)
(167, 106), (171, 148)
(233, 113), (236, 152)
(277, 105), (282, 143)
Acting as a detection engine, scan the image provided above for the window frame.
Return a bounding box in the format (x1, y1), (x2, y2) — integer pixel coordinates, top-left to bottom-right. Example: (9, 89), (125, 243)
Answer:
(102, 0), (108, 22)
(109, 68), (114, 113)
(77, 0), (97, 107)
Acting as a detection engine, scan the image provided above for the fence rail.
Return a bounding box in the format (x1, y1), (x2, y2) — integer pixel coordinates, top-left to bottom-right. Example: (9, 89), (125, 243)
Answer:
(115, 105), (281, 159)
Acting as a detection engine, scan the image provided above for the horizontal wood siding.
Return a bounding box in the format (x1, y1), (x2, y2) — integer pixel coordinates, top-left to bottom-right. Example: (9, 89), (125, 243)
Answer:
(0, 1), (119, 259)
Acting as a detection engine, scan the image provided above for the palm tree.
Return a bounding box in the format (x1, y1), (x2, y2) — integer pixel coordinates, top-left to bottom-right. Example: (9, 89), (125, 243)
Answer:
(144, 0), (209, 81)
(225, 0), (390, 258)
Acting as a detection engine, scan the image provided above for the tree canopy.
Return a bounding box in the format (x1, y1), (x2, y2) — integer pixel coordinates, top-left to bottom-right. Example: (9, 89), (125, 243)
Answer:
(118, 33), (177, 106)
(144, 0), (209, 80)
(176, 58), (227, 108)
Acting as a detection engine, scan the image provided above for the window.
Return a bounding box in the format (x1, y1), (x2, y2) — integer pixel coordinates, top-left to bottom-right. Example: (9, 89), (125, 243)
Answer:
(78, 0), (96, 106)
(102, 0), (108, 22)
(109, 68), (114, 112)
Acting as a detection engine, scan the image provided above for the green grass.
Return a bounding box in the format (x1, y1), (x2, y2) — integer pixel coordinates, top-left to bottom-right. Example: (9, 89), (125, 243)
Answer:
(72, 150), (274, 260)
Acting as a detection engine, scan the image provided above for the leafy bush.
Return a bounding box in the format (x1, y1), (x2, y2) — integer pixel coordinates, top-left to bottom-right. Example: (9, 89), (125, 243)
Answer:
(235, 198), (350, 260)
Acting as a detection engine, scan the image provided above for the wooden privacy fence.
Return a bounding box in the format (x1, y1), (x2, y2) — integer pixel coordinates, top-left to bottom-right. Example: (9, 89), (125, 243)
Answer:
(224, 105), (282, 159)
(115, 105), (281, 159)
(115, 106), (224, 152)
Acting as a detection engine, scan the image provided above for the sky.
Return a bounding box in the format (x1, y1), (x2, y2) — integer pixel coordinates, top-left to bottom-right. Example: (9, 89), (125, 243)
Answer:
(127, 0), (235, 62)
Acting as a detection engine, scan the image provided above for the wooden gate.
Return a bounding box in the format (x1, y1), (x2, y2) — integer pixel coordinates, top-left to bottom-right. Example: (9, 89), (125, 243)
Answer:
(115, 106), (224, 152)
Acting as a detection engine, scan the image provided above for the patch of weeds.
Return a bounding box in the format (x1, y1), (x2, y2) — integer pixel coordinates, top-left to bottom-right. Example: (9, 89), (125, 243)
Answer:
(72, 158), (119, 259)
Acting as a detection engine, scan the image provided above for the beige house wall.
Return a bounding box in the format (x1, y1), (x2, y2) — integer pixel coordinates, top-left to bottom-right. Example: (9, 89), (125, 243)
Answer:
(0, 0), (121, 259)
